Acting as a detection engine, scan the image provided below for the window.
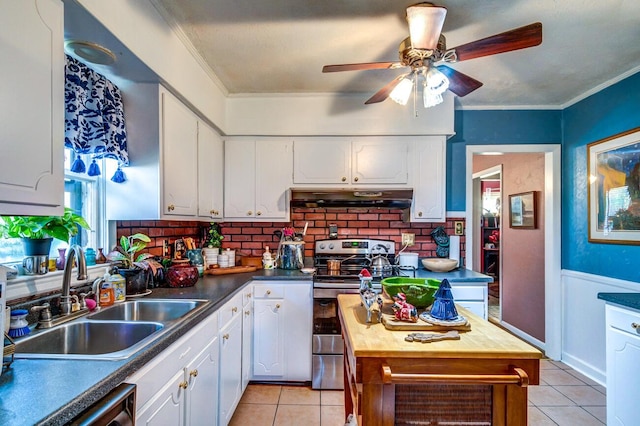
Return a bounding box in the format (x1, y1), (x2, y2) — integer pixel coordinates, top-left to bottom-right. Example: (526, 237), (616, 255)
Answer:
(0, 148), (106, 264)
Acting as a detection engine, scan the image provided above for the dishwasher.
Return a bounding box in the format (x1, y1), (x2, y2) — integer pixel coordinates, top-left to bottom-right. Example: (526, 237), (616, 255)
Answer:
(70, 383), (136, 425)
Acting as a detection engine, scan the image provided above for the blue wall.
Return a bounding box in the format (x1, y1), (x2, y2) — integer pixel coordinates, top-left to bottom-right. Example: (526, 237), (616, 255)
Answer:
(562, 72), (640, 282)
(447, 110), (562, 211)
(448, 72), (640, 282)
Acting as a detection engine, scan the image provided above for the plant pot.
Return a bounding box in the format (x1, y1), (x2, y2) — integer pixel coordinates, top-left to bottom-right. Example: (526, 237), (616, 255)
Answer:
(116, 268), (151, 296)
(22, 237), (53, 256)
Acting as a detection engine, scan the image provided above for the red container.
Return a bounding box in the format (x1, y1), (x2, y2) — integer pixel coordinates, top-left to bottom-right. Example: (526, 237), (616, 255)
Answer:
(166, 261), (199, 288)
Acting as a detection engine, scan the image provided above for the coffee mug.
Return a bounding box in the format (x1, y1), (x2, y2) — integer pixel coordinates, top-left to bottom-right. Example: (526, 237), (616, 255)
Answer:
(23, 255), (49, 275)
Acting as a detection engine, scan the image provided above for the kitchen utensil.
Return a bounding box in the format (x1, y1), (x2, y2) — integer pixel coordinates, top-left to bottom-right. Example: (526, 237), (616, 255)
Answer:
(204, 265), (257, 275)
(326, 254), (357, 272)
(276, 240), (305, 270)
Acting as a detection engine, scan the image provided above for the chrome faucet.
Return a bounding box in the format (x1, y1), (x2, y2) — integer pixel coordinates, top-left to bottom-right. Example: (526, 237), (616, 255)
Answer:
(60, 245), (88, 315)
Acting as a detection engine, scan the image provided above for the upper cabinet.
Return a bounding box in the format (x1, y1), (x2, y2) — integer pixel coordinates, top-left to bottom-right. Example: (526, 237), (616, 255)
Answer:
(0, 0), (64, 215)
(225, 138), (292, 221)
(293, 137), (409, 186)
(197, 122), (224, 220)
(409, 136), (446, 222)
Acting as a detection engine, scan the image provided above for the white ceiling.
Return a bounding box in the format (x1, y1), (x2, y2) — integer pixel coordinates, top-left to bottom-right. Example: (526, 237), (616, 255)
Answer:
(144, 1), (640, 108)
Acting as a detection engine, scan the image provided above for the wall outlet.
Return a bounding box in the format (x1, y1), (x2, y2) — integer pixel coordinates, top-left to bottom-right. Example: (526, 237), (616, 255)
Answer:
(401, 233), (415, 246)
(454, 221), (464, 235)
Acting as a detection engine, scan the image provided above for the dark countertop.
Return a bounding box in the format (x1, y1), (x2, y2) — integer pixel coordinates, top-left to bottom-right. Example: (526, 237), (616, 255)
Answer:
(598, 292), (640, 311)
(0, 266), (488, 425)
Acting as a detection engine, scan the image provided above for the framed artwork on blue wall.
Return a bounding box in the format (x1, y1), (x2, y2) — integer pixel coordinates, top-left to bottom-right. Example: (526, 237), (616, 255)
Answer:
(588, 127), (640, 244)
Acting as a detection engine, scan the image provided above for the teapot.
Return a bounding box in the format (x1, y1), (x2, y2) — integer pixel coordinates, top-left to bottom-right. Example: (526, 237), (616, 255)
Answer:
(367, 245), (392, 276)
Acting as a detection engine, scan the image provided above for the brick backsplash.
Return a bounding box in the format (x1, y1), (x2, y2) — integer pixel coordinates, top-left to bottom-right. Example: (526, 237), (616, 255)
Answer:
(116, 209), (465, 261)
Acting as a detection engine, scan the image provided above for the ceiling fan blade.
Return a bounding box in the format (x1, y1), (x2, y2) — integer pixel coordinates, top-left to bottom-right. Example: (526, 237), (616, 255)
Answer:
(364, 75), (406, 104)
(437, 65), (483, 97)
(452, 22), (542, 62)
(322, 62), (400, 73)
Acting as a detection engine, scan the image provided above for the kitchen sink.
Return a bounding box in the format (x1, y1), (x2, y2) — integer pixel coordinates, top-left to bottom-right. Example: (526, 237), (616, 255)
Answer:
(87, 299), (210, 322)
(14, 320), (164, 360)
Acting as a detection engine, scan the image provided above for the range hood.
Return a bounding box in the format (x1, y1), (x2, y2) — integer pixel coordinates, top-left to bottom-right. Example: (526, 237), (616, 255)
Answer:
(290, 188), (413, 209)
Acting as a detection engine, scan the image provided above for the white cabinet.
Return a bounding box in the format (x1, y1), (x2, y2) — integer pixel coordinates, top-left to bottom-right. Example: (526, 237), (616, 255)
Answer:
(409, 136), (446, 222)
(450, 283), (488, 320)
(128, 311), (219, 426)
(241, 285), (254, 392)
(224, 138), (292, 220)
(252, 281), (312, 381)
(218, 292), (244, 425)
(605, 303), (640, 426)
(161, 88), (198, 217)
(293, 137), (409, 186)
(197, 122), (224, 220)
(0, 0), (64, 215)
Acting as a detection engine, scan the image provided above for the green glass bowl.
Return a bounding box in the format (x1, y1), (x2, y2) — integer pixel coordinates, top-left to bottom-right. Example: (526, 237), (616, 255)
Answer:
(381, 277), (441, 308)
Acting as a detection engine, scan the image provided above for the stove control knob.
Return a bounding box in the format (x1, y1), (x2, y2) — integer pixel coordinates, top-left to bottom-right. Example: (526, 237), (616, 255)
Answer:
(328, 243), (334, 250)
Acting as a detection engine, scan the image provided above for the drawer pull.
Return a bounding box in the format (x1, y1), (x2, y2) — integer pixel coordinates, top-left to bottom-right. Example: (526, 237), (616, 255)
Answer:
(179, 380), (188, 390)
(189, 369), (198, 378)
(381, 364), (529, 387)
(266, 290), (271, 295)
(632, 322), (639, 329)
(276, 304), (281, 309)
(232, 307), (238, 313)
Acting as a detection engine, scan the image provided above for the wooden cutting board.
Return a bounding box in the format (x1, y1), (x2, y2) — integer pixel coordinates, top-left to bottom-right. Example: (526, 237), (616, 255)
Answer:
(204, 266), (257, 275)
(381, 313), (471, 332)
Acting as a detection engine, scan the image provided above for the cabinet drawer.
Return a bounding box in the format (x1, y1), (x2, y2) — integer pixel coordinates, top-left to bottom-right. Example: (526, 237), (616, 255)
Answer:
(219, 292), (243, 327)
(456, 301), (485, 319)
(451, 285), (486, 301)
(254, 283), (285, 299)
(607, 304), (640, 335)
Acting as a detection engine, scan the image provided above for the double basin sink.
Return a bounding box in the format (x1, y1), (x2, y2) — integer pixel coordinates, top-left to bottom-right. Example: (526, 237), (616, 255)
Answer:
(14, 299), (210, 360)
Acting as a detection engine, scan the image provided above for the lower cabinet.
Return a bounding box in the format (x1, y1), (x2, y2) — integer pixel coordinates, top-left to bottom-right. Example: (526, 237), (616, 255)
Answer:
(128, 312), (219, 425)
(252, 281), (312, 381)
(218, 293), (244, 425)
(450, 284), (488, 320)
(241, 285), (254, 392)
(605, 303), (640, 425)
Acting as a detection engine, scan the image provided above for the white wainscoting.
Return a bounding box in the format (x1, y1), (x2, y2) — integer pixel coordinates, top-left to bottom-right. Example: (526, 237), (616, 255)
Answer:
(561, 269), (640, 386)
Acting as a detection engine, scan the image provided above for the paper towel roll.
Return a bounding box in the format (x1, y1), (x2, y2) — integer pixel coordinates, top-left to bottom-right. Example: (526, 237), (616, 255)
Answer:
(449, 235), (461, 267)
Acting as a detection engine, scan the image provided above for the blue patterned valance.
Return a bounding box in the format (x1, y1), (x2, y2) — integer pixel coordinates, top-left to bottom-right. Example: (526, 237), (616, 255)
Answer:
(65, 55), (129, 182)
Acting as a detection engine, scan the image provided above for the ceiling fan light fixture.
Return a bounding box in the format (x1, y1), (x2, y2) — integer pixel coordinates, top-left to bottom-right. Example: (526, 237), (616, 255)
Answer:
(425, 67), (449, 95)
(423, 91), (444, 108)
(406, 3), (447, 50)
(389, 75), (414, 105)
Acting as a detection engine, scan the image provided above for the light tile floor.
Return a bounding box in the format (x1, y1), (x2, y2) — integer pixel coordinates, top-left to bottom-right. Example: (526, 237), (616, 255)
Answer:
(231, 360), (605, 425)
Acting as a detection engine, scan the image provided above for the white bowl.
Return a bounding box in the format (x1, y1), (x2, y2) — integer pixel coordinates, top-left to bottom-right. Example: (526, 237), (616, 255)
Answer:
(421, 258), (458, 272)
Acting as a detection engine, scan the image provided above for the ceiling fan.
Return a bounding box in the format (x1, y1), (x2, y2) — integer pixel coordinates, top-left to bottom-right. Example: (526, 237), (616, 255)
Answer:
(322, 2), (542, 108)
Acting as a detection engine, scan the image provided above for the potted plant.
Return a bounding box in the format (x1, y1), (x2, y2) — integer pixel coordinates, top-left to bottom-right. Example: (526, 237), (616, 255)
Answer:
(203, 222), (224, 253)
(106, 233), (163, 295)
(0, 208), (90, 255)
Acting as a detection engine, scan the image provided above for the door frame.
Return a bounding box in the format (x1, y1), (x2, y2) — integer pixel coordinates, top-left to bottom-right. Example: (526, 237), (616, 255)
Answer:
(465, 144), (562, 360)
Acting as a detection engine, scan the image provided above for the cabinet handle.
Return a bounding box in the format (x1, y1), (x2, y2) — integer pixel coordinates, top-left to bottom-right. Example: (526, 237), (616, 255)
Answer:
(232, 306), (238, 313)
(247, 211), (253, 216)
(223, 333), (230, 340)
(632, 322), (639, 329)
(257, 211), (262, 216)
(167, 204), (175, 212)
(245, 310), (250, 315)
(179, 380), (188, 389)
(266, 290), (271, 295)
(418, 211), (423, 217)
(341, 176), (347, 182)
(276, 304), (281, 309)
(189, 369), (198, 378)
(354, 176), (359, 182)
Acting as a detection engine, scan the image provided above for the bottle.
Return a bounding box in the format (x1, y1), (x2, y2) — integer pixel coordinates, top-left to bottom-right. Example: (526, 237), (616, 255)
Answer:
(85, 248), (96, 266)
(109, 271), (126, 303)
(99, 273), (115, 307)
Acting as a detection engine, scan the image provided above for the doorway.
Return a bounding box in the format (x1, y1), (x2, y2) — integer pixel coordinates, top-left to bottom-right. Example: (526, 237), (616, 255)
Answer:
(472, 166), (502, 323)
(465, 144), (562, 360)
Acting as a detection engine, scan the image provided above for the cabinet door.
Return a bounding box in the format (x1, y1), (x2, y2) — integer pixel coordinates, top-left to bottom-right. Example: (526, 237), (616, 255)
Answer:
(411, 137), (446, 222)
(161, 89), (198, 216)
(242, 299), (253, 392)
(293, 138), (351, 184)
(219, 315), (243, 425)
(0, 0), (64, 215)
(255, 140), (292, 219)
(352, 139), (409, 184)
(186, 338), (219, 426)
(253, 298), (285, 378)
(224, 139), (256, 218)
(283, 283), (313, 381)
(136, 369), (186, 426)
(198, 122), (224, 219)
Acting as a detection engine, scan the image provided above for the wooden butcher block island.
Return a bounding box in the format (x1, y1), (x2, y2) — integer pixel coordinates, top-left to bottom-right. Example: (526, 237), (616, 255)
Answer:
(337, 294), (542, 426)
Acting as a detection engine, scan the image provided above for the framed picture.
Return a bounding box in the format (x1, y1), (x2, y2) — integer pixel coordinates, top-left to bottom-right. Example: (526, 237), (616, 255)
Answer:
(509, 191), (537, 228)
(588, 127), (640, 244)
